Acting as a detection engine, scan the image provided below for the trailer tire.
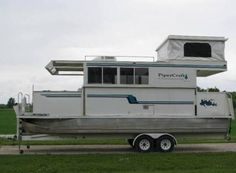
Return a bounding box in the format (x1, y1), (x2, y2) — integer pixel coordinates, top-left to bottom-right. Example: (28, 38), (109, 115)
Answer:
(127, 139), (134, 148)
(156, 135), (175, 152)
(134, 135), (154, 152)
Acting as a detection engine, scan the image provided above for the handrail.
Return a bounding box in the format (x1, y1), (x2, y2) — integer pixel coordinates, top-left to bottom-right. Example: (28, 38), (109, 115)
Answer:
(226, 92), (235, 118)
(24, 94), (30, 104)
(17, 92), (23, 104)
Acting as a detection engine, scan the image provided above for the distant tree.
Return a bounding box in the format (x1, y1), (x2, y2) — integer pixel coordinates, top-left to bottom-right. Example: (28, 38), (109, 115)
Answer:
(197, 86), (206, 92)
(197, 86), (220, 92)
(0, 104), (7, 109)
(207, 87), (220, 92)
(7, 97), (15, 108)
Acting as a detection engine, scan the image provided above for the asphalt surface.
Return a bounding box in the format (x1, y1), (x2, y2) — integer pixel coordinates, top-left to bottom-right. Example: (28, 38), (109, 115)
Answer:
(1, 143), (236, 154)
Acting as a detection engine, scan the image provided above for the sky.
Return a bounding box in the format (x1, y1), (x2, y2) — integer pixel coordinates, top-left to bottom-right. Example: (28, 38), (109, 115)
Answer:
(0, 0), (236, 103)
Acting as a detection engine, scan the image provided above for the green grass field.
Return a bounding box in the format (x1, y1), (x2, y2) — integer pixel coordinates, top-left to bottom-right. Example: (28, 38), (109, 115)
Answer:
(0, 152), (236, 173)
(231, 118), (236, 138)
(0, 109), (16, 134)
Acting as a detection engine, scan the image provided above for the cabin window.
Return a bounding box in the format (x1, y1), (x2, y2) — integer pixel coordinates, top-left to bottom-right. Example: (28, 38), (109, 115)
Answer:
(103, 67), (117, 84)
(88, 67), (102, 84)
(135, 68), (149, 84)
(184, 43), (211, 57)
(120, 68), (134, 84)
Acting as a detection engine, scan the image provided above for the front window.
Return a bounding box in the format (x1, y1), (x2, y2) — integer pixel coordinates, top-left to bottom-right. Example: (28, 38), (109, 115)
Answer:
(88, 67), (102, 84)
(88, 67), (149, 85)
(135, 68), (148, 84)
(120, 68), (134, 84)
(103, 67), (117, 84)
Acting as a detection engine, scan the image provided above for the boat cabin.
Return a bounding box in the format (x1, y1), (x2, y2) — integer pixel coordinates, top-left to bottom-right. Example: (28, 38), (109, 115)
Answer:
(30, 35), (233, 120)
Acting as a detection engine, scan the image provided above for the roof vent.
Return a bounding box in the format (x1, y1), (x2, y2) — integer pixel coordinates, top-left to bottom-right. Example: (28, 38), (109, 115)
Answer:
(92, 56), (117, 61)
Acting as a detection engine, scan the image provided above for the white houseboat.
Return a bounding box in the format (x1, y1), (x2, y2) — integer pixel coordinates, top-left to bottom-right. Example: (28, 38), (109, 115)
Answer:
(14, 35), (234, 152)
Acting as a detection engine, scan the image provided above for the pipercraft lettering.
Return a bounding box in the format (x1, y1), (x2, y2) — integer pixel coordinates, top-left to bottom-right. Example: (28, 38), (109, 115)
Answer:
(158, 73), (188, 80)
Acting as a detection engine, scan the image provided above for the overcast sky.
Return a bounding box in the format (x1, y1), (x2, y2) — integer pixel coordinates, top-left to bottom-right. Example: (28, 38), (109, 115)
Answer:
(0, 0), (236, 103)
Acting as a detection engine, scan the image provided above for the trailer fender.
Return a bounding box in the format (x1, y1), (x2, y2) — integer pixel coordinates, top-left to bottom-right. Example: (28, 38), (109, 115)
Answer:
(132, 133), (177, 146)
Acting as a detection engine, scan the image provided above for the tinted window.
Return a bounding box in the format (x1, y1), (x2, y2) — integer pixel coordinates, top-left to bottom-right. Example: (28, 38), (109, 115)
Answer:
(120, 68), (134, 84)
(184, 43), (211, 57)
(103, 68), (117, 84)
(88, 67), (102, 84)
(135, 68), (148, 84)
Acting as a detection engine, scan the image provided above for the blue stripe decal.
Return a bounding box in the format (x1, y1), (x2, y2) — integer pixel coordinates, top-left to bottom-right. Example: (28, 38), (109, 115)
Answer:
(42, 94), (81, 97)
(86, 63), (226, 69)
(87, 94), (193, 105)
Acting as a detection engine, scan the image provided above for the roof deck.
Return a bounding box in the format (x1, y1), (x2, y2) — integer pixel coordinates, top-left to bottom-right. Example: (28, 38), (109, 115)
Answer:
(45, 35), (227, 77)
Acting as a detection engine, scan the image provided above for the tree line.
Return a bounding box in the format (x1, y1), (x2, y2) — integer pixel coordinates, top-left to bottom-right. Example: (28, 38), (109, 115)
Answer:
(0, 97), (15, 109)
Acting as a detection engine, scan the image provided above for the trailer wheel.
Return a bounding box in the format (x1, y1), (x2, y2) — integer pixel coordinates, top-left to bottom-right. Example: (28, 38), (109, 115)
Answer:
(127, 139), (134, 148)
(134, 136), (154, 152)
(157, 136), (175, 152)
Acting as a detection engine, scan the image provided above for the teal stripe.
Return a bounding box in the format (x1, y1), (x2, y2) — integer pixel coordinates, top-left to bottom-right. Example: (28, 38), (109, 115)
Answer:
(86, 63), (226, 69)
(138, 101), (193, 104)
(87, 94), (193, 105)
(87, 94), (128, 98)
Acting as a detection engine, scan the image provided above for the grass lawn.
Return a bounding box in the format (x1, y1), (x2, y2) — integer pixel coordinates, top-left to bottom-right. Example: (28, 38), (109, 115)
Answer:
(231, 118), (236, 137)
(0, 109), (16, 134)
(0, 152), (236, 173)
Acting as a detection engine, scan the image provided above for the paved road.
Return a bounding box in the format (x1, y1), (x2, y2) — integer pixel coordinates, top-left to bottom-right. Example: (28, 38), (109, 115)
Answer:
(1, 143), (236, 155)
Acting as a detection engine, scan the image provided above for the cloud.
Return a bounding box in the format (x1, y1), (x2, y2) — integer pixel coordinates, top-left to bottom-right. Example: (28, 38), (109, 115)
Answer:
(0, 0), (236, 103)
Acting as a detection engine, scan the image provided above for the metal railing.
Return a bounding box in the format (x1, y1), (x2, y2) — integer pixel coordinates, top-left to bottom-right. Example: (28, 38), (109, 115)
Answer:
(17, 92), (32, 114)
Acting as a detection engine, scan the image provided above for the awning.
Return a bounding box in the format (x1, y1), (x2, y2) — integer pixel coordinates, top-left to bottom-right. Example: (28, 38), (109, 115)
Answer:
(45, 60), (84, 75)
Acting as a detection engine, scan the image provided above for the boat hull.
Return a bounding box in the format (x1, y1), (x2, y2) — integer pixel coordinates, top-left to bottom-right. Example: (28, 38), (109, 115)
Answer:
(20, 117), (230, 138)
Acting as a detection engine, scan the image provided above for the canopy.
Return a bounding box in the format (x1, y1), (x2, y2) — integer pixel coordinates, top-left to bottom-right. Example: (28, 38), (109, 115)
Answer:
(45, 60), (84, 75)
(156, 35), (227, 62)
